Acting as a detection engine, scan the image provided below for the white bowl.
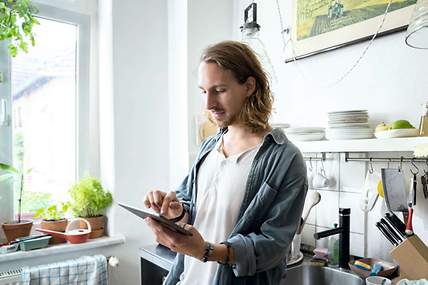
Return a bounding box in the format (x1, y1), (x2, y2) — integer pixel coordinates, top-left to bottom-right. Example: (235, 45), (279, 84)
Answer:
(375, 128), (419, 139)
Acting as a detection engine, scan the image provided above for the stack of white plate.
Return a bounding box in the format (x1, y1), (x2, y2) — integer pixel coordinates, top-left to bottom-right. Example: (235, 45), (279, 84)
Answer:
(284, 127), (325, 141)
(326, 110), (373, 140)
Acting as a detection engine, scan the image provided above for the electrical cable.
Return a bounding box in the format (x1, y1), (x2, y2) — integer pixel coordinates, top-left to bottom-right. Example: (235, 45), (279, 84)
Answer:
(275, 0), (393, 88)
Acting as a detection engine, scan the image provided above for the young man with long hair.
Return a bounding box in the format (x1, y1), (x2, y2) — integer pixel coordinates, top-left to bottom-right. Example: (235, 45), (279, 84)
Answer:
(145, 41), (308, 285)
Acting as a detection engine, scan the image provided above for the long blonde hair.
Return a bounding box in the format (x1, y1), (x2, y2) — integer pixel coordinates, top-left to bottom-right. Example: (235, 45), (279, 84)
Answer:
(200, 41), (273, 133)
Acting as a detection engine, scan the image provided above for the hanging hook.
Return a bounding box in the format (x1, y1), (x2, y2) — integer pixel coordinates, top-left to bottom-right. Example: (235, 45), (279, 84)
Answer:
(387, 158), (391, 168)
(320, 157), (327, 177)
(410, 158), (419, 175)
(369, 157), (374, 174)
(309, 157), (313, 172)
(399, 156), (404, 172)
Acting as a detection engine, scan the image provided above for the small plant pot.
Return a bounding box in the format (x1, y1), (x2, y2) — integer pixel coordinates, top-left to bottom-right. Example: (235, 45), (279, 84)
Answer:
(40, 219), (68, 244)
(80, 216), (106, 239)
(1, 220), (33, 243)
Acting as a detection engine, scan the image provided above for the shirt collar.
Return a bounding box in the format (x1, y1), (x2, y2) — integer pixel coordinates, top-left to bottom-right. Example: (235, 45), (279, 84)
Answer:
(264, 127), (287, 145)
(215, 135), (261, 164)
(214, 127), (287, 150)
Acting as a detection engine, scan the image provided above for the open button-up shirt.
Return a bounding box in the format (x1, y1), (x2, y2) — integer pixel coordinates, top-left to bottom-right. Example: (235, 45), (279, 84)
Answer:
(164, 127), (308, 285)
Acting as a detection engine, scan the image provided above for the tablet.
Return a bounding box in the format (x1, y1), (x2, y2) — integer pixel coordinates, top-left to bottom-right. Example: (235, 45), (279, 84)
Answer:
(118, 202), (192, 236)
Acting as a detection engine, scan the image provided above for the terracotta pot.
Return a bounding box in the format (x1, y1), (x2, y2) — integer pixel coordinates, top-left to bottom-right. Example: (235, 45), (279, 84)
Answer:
(79, 216), (106, 239)
(2, 220), (33, 242)
(40, 219), (68, 244)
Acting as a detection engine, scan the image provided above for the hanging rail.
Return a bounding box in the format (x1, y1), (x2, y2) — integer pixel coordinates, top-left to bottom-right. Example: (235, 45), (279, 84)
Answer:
(303, 153), (327, 161)
(303, 152), (428, 163)
(344, 152), (428, 163)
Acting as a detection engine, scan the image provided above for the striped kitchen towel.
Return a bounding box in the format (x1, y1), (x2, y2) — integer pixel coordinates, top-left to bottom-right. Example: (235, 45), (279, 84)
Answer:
(21, 255), (107, 285)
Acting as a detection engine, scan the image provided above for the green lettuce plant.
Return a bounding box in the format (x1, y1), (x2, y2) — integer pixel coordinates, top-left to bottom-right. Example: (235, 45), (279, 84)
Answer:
(0, 162), (32, 223)
(69, 176), (113, 217)
(34, 202), (70, 221)
(0, 0), (39, 57)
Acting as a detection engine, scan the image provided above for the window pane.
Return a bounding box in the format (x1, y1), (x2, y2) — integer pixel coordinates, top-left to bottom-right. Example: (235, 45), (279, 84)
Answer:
(11, 17), (77, 218)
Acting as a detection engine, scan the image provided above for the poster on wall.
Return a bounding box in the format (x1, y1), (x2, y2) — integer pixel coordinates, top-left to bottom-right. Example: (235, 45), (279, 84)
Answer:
(285, 0), (417, 62)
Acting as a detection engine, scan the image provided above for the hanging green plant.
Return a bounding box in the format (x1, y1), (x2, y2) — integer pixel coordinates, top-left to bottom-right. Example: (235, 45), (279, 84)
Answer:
(0, 0), (39, 57)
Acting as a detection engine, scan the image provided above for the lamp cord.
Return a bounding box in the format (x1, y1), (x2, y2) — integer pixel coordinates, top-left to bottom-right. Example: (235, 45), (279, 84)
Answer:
(275, 0), (289, 51)
(275, 0), (393, 88)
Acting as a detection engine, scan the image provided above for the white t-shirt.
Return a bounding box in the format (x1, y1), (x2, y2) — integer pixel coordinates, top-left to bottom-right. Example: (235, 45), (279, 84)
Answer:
(178, 137), (260, 285)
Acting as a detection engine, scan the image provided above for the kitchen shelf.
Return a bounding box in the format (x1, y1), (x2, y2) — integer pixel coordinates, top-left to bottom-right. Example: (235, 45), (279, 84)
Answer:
(293, 137), (428, 153)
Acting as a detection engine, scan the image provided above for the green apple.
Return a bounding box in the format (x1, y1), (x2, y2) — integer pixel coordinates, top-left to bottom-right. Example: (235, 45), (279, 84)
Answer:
(390, 120), (415, 130)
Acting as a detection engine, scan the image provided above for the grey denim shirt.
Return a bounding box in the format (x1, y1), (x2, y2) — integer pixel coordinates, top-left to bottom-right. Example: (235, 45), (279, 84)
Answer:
(164, 127), (308, 285)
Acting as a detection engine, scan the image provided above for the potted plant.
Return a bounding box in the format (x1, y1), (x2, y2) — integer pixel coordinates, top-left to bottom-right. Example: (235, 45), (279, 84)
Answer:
(0, 0), (39, 57)
(34, 202), (70, 244)
(0, 163), (33, 242)
(69, 176), (113, 239)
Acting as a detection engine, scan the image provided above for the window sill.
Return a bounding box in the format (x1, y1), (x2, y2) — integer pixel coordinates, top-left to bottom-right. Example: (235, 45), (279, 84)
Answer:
(0, 235), (125, 264)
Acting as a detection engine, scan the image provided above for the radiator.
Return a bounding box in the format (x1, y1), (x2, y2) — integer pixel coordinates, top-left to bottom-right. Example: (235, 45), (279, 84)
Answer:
(0, 255), (118, 285)
(0, 268), (21, 285)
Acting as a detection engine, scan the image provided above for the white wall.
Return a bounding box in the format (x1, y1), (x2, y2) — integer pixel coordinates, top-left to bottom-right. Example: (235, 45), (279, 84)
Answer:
(103, 0), (170, 284)
(168, 0), (235, 187)
(233, 0), (428, 261)
(168, 0), (189, 188)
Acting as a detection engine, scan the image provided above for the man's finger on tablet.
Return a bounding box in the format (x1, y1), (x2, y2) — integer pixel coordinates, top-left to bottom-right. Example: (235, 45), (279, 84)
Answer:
(144, 198), (151, 208)
(146, 192), (159, 211)
(153, 190), (164, 206)
(161, 192), (176, 215)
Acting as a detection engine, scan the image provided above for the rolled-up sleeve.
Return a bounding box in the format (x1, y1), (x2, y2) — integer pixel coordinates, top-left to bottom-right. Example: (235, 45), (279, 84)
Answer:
(227, 153), (308, 277)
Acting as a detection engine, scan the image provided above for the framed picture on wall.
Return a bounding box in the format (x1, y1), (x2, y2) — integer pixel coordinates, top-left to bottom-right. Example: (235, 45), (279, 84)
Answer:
(285, 0), (417, 62)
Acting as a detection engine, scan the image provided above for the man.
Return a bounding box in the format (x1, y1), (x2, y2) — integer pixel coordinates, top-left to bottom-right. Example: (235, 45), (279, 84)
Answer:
(145, 41), (308, 285)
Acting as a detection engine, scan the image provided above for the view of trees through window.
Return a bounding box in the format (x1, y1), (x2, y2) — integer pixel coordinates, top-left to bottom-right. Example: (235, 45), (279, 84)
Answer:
(11, 17), (77, 219)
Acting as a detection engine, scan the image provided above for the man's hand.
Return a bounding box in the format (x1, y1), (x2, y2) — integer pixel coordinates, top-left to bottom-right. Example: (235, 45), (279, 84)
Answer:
(144, 190), (183, 220)
(145, 218), (205, 260)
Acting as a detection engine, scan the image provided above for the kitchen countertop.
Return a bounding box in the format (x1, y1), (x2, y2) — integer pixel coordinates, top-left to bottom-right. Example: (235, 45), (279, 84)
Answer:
(139, 245), (406, 284)
(140, 244), (176, 271)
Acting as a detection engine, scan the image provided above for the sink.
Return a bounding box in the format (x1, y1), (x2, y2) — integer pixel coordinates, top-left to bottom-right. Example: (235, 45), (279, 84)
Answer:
(281, 264), (364, 285)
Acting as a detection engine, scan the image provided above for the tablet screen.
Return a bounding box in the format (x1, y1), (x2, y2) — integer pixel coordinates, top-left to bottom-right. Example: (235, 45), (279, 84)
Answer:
(118, 202), (192, 236)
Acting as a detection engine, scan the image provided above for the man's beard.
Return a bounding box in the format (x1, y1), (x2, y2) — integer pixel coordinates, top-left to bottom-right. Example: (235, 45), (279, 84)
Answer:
(209, 111), (244, 129)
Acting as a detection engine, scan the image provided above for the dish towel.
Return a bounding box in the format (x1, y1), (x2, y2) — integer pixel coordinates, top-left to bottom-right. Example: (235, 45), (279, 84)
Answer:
(20, 255), (108, 285)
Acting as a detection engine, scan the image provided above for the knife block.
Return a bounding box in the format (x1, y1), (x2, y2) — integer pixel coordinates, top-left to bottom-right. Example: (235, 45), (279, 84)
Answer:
(390, 235), (428, 279)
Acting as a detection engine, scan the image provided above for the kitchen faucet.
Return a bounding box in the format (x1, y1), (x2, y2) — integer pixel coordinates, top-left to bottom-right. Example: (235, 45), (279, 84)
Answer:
(314, 208), (350, 269)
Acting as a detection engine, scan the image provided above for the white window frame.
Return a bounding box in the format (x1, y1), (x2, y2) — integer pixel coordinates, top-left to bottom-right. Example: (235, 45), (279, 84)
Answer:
(0, 3), (93, 226)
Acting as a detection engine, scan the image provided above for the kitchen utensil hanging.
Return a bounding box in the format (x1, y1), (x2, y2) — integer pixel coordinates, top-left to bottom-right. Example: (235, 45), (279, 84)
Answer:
(360, 158), (381, 212)
(381, 168), (408, 213)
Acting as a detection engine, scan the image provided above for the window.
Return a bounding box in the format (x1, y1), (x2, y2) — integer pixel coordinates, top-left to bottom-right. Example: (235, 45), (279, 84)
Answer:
(0, 4), (91, 221)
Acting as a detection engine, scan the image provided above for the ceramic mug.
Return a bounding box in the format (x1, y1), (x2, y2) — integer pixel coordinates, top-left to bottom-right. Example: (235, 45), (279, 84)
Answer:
(365, 276), (392, 285)
(312, 169), (330, 188)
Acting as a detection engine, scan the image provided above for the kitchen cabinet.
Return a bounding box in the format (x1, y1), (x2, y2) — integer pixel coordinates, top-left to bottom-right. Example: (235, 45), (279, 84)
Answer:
(140, 244), (175, 285)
